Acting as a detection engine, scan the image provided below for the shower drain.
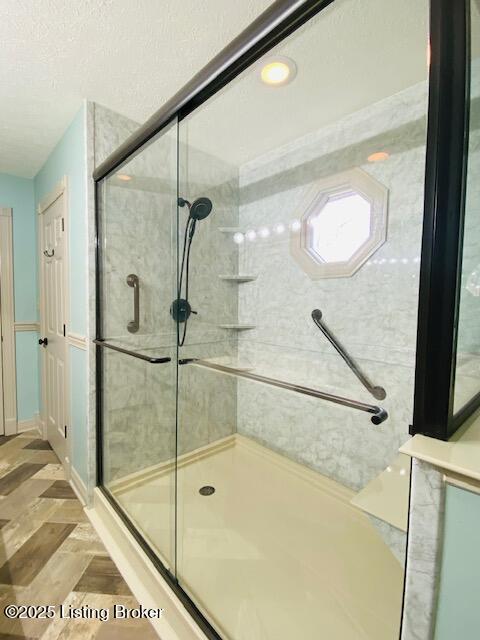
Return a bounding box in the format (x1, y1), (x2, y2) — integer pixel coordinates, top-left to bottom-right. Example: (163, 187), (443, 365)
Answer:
(199, 485), (215, 496)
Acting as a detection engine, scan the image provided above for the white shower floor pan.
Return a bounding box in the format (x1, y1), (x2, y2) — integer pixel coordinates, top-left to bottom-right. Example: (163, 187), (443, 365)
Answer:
(113, 434), (404, 640)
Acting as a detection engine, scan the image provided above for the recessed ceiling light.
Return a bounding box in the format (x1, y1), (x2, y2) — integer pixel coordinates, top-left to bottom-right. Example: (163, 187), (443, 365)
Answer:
(367, 152), (389, 163)
(260, 56), (297, 87)
(117, 173), (132, 181)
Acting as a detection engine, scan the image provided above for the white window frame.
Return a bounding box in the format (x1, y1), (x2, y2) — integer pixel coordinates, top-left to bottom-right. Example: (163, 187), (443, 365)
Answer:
(290, 168), (389, 279)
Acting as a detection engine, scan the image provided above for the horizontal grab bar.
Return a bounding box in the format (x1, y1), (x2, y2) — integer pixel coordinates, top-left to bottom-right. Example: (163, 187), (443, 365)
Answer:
(93, 340), (171, 364)
(180, 358), (388, 425)
(311, 309), (386, 401)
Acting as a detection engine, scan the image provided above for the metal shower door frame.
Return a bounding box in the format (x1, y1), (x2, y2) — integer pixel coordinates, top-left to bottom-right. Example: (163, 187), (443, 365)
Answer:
(412, 0), (472, 440)
(93, 0), (472, 638)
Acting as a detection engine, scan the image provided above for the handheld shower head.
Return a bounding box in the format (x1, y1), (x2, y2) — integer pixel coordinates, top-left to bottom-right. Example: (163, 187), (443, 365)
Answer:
(189, 197), (212, 221)
(172, 195), (214, 345)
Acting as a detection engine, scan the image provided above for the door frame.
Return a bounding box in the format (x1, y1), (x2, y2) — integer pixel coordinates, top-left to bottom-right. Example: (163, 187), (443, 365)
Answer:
(0, 208), (17, 436)
(38, 176), (71, 473)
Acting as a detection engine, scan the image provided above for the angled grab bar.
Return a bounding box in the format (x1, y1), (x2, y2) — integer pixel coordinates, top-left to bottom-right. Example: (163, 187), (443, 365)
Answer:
(311, 309), (386, 401)
(180, 358), (388, 425)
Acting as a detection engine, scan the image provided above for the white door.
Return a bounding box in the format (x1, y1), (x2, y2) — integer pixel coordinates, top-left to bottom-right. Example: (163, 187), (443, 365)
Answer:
(40, 192), (68, 468)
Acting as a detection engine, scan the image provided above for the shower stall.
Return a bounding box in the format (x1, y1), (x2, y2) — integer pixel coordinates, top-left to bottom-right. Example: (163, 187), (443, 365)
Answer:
(93, 0), (478, 638)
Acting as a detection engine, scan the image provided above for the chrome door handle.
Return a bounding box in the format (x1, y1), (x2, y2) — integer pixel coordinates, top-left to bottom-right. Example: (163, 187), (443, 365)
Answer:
(43, 249), (54, 257)
(126, 274), (139, 333)
(38, 337), (48, 347)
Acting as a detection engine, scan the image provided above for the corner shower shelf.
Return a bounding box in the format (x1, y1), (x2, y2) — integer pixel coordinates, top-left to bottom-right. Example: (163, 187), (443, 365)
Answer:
(218, 274), (257, 282)
(218, 324), (256, 330)
(218, 226), (244, 233)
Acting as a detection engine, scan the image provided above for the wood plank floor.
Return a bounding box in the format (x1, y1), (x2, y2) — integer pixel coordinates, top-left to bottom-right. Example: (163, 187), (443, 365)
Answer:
(0, 431), (160, 639)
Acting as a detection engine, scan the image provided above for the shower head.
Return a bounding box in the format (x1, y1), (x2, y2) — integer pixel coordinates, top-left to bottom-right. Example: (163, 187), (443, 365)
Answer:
(178, 196), (213, 221)
(189, 197), (213, 221)
(171, 195), (213, 339)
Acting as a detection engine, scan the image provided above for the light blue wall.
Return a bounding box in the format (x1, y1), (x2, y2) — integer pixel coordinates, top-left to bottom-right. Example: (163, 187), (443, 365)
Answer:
(0, 173), (37, 321)
(34, 104), (89, 485)
(0, 172), (40, 422)
(434, 485), (480, 640)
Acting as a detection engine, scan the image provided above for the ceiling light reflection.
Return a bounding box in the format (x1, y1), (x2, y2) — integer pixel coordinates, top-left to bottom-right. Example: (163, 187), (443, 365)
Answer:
(233, 232), (244, 245)
(259, 227), (270, 238)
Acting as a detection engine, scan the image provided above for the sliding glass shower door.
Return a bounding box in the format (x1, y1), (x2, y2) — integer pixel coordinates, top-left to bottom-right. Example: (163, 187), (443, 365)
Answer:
(96, 120), (178, 572)
(94, 0), (439, 638)
(174, 0), (428, 638)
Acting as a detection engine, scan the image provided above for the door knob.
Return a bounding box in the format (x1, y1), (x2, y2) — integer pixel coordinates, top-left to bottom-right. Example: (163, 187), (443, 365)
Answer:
(38, 338), (48, 347)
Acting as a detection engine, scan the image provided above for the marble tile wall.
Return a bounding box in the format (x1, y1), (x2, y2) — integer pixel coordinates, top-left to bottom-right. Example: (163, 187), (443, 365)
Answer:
(401, 459), (445, 640)
(236, 81), (428, 492)
(92, 104), (239, 481)
(454, 92), (480, 412)
(369, 515), (407, 566)
(452, 60), (480, 412)
(455, 64), (480, 355)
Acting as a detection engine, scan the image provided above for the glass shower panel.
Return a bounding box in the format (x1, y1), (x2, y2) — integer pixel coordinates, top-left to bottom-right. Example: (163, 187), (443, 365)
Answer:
(176, 0), (428, 638)
(97, 121), (178, 570)
(453, 2), (480, 414)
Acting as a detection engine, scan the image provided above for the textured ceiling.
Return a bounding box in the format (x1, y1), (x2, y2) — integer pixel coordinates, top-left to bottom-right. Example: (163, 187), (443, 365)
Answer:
(0, 0), (271, 177)
(2, 1), (478, 177)
(186, 0), (430, 167)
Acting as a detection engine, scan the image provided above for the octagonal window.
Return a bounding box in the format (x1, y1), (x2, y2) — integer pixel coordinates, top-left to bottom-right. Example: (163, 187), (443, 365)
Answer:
(309, 193), (371, 263)
(290, 169), (388, 279)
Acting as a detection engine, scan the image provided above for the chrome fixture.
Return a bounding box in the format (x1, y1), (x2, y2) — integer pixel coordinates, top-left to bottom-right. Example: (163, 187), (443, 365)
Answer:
(126, 274), (140, 334)
(43, 249), (54, 257)
(180, 358), (388, 425)
(311, 309), (386, 401)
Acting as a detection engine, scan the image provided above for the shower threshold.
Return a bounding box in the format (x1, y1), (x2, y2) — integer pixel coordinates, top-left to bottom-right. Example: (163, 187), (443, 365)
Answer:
(108, 435), (404, 640)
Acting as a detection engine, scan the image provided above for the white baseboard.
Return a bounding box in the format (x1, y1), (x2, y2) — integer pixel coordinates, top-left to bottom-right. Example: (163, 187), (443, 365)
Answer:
(38, 417), (47, 439)
(4, 417), (17, 437)
(70, 466), (88, 506)
(86, 489), (207, 640)
(17, 414), (41, 435)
